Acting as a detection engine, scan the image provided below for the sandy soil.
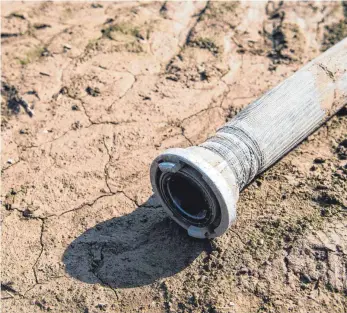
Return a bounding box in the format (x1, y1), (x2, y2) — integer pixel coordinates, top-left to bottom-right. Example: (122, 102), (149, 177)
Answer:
(1, 1), (347, 312)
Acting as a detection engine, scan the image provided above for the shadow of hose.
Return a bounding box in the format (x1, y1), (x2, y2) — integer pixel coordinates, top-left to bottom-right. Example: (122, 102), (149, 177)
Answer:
(62, 196), (208, 288)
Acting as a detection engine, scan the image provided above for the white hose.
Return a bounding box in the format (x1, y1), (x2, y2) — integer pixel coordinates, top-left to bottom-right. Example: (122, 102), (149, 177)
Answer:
(151, 38), (347, 239)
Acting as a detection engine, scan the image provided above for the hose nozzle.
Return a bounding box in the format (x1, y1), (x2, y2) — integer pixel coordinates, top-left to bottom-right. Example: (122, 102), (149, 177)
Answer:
(150, 147), (238, 238)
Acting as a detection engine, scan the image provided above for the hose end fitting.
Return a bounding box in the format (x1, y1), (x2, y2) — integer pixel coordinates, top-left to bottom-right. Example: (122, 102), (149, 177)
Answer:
(150, 147), (239, 238)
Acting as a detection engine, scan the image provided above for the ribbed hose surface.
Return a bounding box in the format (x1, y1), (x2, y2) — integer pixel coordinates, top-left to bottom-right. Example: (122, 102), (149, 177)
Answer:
(200, 38), (347, 189)
(151, 38), (347, 238)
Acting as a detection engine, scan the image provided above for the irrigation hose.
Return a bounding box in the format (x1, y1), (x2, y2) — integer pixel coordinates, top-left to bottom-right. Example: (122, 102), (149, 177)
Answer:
(150, 38), (347, 239)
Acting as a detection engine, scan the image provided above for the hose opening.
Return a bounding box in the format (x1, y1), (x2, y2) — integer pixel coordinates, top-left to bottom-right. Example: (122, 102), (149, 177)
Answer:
(166, 173), (208, 220)
(157, 165), (220, 228)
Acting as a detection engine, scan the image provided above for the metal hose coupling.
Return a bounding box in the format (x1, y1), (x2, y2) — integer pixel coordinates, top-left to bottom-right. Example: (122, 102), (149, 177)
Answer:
(150, 38), (347, 239)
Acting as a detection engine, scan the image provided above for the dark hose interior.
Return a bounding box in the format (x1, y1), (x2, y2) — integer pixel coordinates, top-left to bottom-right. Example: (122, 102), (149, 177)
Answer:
(157, 166), (220, 228)
(167, 174), (208, 220)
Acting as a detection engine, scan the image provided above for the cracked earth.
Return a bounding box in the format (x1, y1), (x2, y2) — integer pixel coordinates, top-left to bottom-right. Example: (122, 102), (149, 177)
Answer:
(1, 1), (347, 313)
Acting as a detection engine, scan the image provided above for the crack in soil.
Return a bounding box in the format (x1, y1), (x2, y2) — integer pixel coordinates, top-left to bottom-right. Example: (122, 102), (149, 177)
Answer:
(32, 219), (45, 285)
(165, 0), (210, 71)
(102, 136), (112, 193)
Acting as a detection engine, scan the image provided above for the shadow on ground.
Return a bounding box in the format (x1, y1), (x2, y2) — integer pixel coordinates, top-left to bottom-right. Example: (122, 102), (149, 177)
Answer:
(63, 196), (208, 288)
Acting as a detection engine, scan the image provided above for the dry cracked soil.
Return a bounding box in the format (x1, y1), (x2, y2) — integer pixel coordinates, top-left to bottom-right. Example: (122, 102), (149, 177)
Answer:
(1, 1), (347, 313)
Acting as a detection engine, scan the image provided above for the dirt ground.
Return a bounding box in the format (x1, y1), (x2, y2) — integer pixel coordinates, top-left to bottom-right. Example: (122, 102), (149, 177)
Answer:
(1, 1), (347, 312)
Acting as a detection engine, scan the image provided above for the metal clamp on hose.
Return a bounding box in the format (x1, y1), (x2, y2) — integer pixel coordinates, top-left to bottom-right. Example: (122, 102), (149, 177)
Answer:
(151, 147), (238, 238)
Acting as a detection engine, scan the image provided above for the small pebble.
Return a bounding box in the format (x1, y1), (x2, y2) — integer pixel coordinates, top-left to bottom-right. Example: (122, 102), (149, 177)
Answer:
(39, 72), (50, 77)
(7, 159), (14, 164)
(301, 273), (312, 283)
(314, 157), (325, 164)
(237, 267), (248, 275)
(91, 3), (103, 8)
(22, 208), (33, 217)
(86, 86), (100, 97)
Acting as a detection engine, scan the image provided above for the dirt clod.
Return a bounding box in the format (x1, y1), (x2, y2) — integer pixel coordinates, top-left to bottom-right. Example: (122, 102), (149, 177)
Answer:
(86, 86), (100, 97)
